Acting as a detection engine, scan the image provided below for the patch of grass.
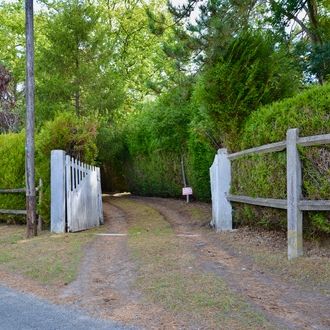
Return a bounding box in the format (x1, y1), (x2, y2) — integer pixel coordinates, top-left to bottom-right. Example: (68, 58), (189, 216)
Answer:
(0, 224), (103, 285)
(185, 204), (210, 224)
(111, 198), (274, 329)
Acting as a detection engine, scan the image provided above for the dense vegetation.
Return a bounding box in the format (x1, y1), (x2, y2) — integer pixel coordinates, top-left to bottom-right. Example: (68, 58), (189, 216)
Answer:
(0, 113), (97, 225)
(0, 0), (329, 235)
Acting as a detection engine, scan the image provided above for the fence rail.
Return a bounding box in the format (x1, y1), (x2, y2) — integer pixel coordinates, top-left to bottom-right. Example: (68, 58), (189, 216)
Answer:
(0, 209), (27, 215)
(227, 195), (287, 209)
(0, 180), (43, 231)
(228, 141), (287, 160)
(210, 128), (330, 260)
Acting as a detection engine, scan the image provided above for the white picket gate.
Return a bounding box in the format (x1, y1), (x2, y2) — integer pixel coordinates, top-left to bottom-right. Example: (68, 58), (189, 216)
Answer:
(51, 150), (103, 233)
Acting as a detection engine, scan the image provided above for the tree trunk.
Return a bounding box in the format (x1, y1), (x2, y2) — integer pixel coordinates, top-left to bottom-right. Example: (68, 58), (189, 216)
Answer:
(75, 55), (80, 116)
(25, 0), (37, 238)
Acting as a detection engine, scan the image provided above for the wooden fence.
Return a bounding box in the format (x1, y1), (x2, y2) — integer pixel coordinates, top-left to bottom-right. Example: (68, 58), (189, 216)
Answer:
(51, 150), (103, 233)
(0, 179), (43, 230)
(210, 128), (330, 260)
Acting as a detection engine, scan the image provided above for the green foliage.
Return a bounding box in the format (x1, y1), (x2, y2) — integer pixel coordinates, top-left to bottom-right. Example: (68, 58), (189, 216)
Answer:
(232, 83), (330, 234)
(0, 132), (25, 215)
(37, 112), (98, 163)
(96, 123), (128, 192)
(36, 112), (98, 224)
(126, 153), (182, 197)
(0, 112), (98, 225)
(193, 30), (300, 148)
(186, 134), (215, 201)
(115, 86), (192, 197)
(241, 83), (330, 147)
(36, 0), (125, 121)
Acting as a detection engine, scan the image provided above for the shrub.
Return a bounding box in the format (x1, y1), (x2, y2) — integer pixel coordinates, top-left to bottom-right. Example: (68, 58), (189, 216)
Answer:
(232, 83), (330, 235)
(0, 132), (25, 220)
(0, 112), (98, 226)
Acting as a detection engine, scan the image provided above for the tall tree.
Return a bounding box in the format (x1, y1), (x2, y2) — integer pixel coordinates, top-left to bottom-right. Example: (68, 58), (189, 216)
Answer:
(269, 0), (330, 83)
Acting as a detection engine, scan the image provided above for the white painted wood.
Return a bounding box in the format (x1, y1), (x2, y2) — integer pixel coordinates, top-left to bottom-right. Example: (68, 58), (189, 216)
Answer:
(96, 167), (104, 225)
(287, 129), (303, 259)
(228, 141), (286, 160)
(210, 154), (218, 228)
(66, 157), (101, 232)
(51, 150), (103, 233)
(51, 150), (66, 233)
(210, 149), (232, 231)
(65, 155), (72, 232)
(298, 134), (330, 147)
(227, 195), (287, 209)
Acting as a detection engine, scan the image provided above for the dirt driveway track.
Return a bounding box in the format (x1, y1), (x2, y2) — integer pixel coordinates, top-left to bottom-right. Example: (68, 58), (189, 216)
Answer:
(60, 196), (330, 330)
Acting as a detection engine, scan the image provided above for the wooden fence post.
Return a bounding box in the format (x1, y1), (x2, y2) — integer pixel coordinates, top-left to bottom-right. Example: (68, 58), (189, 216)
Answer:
(37, 178), (43, 233)
(286, 128), (303, 259)
(51, 150), (66, 233)
(211, 148), (232, 231)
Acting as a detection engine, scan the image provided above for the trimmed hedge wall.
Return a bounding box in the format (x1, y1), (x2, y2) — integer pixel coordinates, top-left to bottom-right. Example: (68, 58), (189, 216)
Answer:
(0, 112), (98, 226)
(232, 84), (330, 235)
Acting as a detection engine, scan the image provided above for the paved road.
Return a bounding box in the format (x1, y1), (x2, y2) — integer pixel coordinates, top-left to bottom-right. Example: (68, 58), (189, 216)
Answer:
(0, 285), (133, 330)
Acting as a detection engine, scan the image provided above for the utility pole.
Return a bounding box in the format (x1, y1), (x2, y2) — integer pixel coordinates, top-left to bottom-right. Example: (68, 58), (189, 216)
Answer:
(25, 0), (37, 238)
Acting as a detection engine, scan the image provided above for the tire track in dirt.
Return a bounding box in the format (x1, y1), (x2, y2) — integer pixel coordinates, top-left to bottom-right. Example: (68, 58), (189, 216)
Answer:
(135, 197), (330, 330)
(60, 197), (181, 329)
(60, 198), (141, 322)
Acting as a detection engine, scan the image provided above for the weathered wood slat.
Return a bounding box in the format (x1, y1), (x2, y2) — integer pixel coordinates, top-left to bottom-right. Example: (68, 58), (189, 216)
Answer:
(298, 134), (330, 147)
(0, 188), (26, 193)
(0, 209), (27, 215)
(227, 194), (287, 209)
(228, 141), (286, 160)
(299, 200), (330, 211)
(0, 186), (40, 194)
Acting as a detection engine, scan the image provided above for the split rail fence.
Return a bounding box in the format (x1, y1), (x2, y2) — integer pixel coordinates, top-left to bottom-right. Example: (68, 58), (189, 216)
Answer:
(210, 128), (330, 259)
(0, 180), (43, 230)
(51, 150), (103, 233)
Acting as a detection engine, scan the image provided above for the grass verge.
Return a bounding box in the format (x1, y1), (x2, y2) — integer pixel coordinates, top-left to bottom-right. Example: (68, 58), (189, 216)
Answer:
(0, 225), (103, 285)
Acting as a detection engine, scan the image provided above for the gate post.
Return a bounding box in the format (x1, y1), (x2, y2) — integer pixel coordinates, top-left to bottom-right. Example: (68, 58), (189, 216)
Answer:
(210, 148), (232, 231)
(96, 167), (104, 225)
(286, 129), (303, 259)
(51, 150), (66, 233)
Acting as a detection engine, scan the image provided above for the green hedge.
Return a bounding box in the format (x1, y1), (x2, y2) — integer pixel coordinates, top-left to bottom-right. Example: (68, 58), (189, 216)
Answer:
(232, 83), (330, 235)
(0, 132), (26, 215)
(99, 83), (329, 236)
(0, 112), (98, 226)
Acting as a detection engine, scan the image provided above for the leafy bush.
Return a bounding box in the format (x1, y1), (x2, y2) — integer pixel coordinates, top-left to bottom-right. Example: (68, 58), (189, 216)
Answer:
(96, 123), (128, 192)
(0, 132), (25, 218)
(192, 31), (300, 149)
(118, 87), (192, 198)
(0, 112), (98, 226)
(232, 83), (330, 235)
